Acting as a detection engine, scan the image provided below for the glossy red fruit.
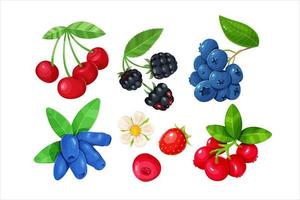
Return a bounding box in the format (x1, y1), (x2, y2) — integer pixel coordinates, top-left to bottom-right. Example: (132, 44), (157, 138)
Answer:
(204, 156), (229, 181)
(236, 144), (258, 163)
(193, 146), (214, 169)
(57, 77), (86, 99)
(227, 154), (246, 177)
(132, 153), (161, 182)
(72, 62), (98, 85)
(36, 60), (59, 83)
(159, 128), (189, 155)
(87, 47), (109, 70)
(206, 137), (224, 149)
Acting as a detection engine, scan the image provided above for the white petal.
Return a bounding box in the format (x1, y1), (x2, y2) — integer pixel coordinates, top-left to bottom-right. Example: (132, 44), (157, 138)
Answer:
(120, 133), (133, 144)
(134, 135), (147, 147)
(118, 116), (132, 130)
(141, 123), (154, 135)
(132, 111), (146, 125)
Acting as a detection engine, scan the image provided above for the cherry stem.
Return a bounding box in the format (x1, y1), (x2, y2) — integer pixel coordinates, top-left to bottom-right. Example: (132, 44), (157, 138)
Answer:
(62, 33), (71, 77)
(213, 140), (238, 163)
(51, 37), (61, 66)
(69, 34), (92, 52)
(227, 47), (250, 64)
(67, 33), (82, 67)
(126, 57), (150, 69)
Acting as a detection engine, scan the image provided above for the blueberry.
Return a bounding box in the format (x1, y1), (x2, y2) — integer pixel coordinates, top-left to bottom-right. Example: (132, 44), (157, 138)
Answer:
(226, 64), (243, 84)
(53, 153), (69, 180)
(207, 49), (228, 71)
(193, 55), (206, 70)
(214, 88), (228, 102)
(227, 84), (241, 100)
(197, 64), (212, 80)
(77, 132), (112, 146)
(209, 70), (231, 90)
(79, 141), (106, 170)
(60, 134), (79, 163)
(199, 39), (219, 59)
(189, 71), (202, 86)
(194, 80), (216, 102)
(69, 151), (87, 179)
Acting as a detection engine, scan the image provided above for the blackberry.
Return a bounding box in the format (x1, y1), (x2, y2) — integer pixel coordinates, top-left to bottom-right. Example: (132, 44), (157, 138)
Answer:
(145, 83), (174, 111)
(150, 52), (178, 79)
(119, 69), (142, 91)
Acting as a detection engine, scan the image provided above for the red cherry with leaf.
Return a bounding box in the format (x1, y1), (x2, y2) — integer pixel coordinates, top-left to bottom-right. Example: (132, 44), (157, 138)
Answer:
(204, 156), (229, 181)
(36, 61), (59, 83)
(72, 62), (98, 85)
(57, 77), (86, 99)
(227, 154), (246, 177)
(132, 153), (161, 182)
(236, 144), (258, 163)
(87, 47), (109, 70)
(193, 146), (215, 169)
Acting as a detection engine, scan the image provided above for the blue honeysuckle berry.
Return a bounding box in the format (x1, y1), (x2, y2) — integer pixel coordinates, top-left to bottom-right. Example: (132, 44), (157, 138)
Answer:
(60, 134), (79, 163)
(227, 84), (241, 100)
(194, 80), (216, 102)
(207, 49), (228, 71)
(79, 141), (106, 170)
(189, 71), (202, 87)
(77, 132), (112, 146)
(197, 64), (212, 80)
(53, 153), (69, 180)
(209, 70), (231, 90)
(199, 39), (219, 60)
(226, 64), (243, 84)
(69, 151), (87, 180)
(214, 88), (228, 102)
(193, 55), (206, 70)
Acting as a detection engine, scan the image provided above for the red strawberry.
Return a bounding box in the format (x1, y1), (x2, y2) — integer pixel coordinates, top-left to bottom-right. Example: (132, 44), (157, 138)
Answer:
(159, 126), (190, 155)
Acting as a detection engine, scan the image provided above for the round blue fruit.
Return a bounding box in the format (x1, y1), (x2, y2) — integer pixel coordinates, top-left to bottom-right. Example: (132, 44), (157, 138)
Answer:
(79, 141), (106, 170)
(53, 153), (69, 180)
(77, 132), (112, 146)
(214, 88), (228, 102)
(189, 71), (202, 87)
(197, 64), (212, 80)
(209, 70), (231, 90)
(207, 49), (228, 71)
(227, 84), (241, 100)
(199, 39), (219, 60)
(226, 64), (243, 84)
(194, 80), (217, 102)
(69, 151), (87, 180)
(193, 55), (206, 70)
(60, 134), (79, 163)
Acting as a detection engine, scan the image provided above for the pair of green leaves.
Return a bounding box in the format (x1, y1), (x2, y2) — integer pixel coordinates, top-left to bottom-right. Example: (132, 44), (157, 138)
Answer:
(43, 21), (105, 40)
(34, 98), (101, 163)
(207, 104), (272, 144)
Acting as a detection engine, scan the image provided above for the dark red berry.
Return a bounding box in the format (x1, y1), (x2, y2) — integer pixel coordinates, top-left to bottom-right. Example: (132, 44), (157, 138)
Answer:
(57, 77), (86, 99)
(36, 60), (59, 83)
(236, 144), (258, 163)
(87, 47), (109, 70)
(193, 146), (214, 169)
(72, 62), (98, 85)
(227, 154), (246, 177)
(206, 137), (223, 149)
(204, 156), (229, 181)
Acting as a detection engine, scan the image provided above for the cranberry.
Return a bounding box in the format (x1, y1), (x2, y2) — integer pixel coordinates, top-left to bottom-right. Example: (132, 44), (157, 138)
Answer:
(204, 156), (229, 181)
(227, 154), (246, 177)
(206, 137), (223, 149)
(193, 146), (214, 169)
(236, 144), (258, 163)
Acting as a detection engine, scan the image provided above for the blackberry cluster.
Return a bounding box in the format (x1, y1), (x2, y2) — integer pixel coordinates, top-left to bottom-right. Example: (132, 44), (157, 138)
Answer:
(150, 53), (178, 79)
(145, 83), (174, 111)
(119, 69), (142, 91)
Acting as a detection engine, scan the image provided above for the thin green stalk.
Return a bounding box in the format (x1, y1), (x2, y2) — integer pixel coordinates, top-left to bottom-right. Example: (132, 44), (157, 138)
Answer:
(142, 83), (153, 92)
(228, 47), (250, 64)
(62, 33), (71, 77)
(126, 58), (149, 69)
(67, 33), (82, 67)
(223, 49), (236, 54)
(69, 34), (92, 52)
(51, 37), (61, 66)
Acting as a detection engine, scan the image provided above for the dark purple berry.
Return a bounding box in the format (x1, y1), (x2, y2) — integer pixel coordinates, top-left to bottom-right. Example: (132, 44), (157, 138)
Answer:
(119, 69), (142, 91)
(150, 53), (178, 79)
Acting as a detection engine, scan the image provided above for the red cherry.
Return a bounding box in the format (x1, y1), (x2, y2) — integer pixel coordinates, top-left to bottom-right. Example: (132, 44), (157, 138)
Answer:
(57, 77), (86, 99)
(206, 137), (224, 149)
(227, 154), (246, 177)
(193, 146), (214, 169)
(87, 47), (109, 70)
(72, 62), (98, 85)
(236, 144), (258, 163)
(204, 156), (229, 181)
(132, 153), (161, 182)
(36, 60), (59, 83)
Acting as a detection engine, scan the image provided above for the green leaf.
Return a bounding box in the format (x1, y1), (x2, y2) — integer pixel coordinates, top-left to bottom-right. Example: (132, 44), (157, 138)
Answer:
(219, 16), (259, 48)
(46, 108), (73, 138)
(124, 28), (163, 57)
(72, 98), (100, 134)
(43, 26), (66, 39)
(206, 125), (234, 143)
(34, 141), (60, 163)
(225, 104), (242, 139)
(239, 127), (272, 144)
(67, 21), (105, 39)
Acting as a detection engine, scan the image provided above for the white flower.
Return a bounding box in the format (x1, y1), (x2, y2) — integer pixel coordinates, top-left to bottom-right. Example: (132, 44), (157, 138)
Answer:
(118, 111), (154, 147)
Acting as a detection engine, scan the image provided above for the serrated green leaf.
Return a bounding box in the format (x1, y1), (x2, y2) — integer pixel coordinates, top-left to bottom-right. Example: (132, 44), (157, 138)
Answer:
(72, 98), (100, 134)
(34, 141), (60, 163)
(206, 125), (234, 143)
(219, 16), (259, 48)
(239, 127), (272, 144)
(225, 104), (242, 139)
(124, 28), (163, 57)
(43, 26), (66, 39)
(46, 108), (73, 138)
(67, 21), (105, 39)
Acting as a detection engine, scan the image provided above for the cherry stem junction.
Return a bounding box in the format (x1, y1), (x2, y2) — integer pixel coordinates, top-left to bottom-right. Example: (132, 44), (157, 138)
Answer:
(69, 34), (92, 53)
(51, 37), (61, 66)
(67, 33), (82, 67)
(211, 140), (239, 163)
(62, 33), (71, 77)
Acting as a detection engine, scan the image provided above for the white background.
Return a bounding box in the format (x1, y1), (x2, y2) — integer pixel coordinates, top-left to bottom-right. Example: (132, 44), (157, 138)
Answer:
(0, 0), (299, 199)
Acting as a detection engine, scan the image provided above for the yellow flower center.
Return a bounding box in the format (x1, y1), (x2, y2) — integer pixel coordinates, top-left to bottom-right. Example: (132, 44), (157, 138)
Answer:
(130, 125), (141, 136)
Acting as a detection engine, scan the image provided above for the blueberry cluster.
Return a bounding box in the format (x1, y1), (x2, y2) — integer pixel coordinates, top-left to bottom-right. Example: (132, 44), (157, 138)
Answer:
(145, 83), (174, 111)
(189, 39), (243, 102)
(119, 69), (143, 91)
(54, 132), (111, 180)
(150, 52), (178, 79)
